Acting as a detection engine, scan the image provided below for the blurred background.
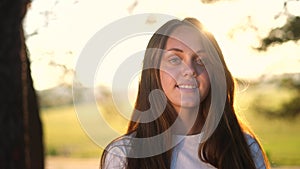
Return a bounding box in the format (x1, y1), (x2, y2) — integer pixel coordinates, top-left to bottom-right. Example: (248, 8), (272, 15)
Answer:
(23, 0), (300, 168)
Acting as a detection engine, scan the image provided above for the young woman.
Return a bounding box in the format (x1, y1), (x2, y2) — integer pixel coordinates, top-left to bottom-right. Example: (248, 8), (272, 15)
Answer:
(100, 17), (271, 169)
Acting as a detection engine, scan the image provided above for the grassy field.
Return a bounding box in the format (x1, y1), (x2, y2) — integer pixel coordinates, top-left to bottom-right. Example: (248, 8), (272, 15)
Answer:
(41, 84), (300, 167)
(234, 84), (300, 166)
(41, 105), (102, 158)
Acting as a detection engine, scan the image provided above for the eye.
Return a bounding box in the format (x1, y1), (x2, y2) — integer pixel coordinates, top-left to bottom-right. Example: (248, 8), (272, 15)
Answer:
(195, 57), (204, 66)
(168, 55), (181, 65)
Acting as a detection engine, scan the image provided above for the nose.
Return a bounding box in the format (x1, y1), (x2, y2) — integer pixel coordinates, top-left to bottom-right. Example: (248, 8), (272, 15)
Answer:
(183, 60), (197, 78)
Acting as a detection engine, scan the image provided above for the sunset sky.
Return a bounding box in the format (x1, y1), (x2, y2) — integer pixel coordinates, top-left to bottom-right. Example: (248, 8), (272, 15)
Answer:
(24, 0), (300, 91)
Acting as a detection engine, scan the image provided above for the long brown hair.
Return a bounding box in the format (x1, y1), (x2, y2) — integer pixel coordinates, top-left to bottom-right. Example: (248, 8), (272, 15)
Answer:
(101, 18), (270, 169)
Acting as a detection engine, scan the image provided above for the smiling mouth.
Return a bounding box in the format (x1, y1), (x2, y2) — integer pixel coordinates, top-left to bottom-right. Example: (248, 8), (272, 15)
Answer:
(175, 84), (198, 89)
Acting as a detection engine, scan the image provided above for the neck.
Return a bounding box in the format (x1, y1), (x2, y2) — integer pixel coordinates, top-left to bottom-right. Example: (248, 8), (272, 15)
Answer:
(174, 107), (203, 135)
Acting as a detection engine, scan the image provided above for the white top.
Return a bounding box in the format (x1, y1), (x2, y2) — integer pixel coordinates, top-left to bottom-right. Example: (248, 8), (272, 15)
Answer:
(103, 133), (266, 169)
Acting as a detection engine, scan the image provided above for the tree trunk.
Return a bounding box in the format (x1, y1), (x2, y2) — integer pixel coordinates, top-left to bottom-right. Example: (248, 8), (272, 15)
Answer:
(0, 0), (44, 168)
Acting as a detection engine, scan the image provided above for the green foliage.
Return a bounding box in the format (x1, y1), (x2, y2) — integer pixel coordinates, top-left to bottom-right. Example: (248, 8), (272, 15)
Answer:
(235, 81), (300, 166)
(252, 75), (300, 119)
(37, 85), (73, 108)
(48, 147), (58, 156)
(257, 16), (300, 51)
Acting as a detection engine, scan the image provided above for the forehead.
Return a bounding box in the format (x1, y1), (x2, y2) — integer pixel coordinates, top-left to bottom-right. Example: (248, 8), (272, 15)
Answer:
(167, 25), (203, 51)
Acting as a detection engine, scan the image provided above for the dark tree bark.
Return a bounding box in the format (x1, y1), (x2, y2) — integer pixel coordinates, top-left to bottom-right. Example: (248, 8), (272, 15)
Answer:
(0, 0), (44, 168)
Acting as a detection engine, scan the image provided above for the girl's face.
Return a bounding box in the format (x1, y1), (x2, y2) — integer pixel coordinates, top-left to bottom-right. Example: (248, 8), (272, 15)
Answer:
(160, 26), (210, 113)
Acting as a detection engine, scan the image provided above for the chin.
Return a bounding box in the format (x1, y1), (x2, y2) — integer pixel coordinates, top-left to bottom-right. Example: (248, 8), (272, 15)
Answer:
(180, 102), (200, 109)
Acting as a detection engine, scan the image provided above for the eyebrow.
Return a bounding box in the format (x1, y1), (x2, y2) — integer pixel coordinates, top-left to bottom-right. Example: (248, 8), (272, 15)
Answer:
(166, 48), (205, 54)
(167, 48), (183, 52)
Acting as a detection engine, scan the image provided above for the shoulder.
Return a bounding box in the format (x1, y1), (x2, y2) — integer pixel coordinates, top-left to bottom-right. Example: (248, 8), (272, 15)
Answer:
(102, 134), (134, 169)
(244, 133), (267, 169)
(244, 133), (260, 151)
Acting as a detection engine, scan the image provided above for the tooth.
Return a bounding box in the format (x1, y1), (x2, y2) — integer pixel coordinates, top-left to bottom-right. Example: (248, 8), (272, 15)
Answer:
(178, 85), (196, 89)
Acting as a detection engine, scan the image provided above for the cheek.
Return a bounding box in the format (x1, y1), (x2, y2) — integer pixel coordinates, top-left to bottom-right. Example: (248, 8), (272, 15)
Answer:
(198, 71), (211, 101)
(160, 70), (176, 90)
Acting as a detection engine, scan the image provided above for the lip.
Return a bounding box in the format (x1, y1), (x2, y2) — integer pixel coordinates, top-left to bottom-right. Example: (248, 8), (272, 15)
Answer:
(175, 83), (199, 93)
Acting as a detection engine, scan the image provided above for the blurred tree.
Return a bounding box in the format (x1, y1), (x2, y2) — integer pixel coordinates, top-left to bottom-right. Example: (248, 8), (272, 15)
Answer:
(257, 0), (300, 50)
(257, 16), (300, 51)
(254, 75), (300, 119)
(0, 0), (44, 168)
(276, 76), (300, 118)
(254, 0), (300, 118)
(200, 0), (226, 4)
